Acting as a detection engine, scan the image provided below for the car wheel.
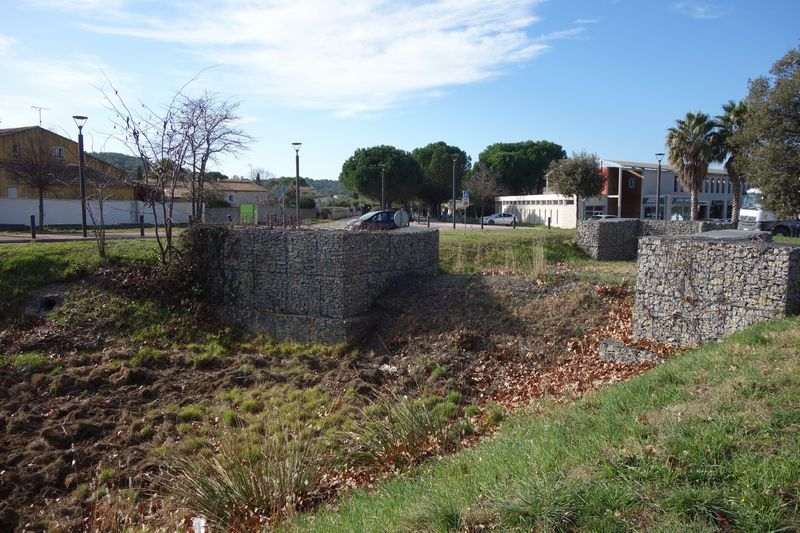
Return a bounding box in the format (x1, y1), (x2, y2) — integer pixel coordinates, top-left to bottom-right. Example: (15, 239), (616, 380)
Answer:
(488, 220), (495, 225)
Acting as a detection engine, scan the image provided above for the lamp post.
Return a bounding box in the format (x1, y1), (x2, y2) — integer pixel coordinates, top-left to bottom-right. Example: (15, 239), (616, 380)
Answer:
(655, 152), (665, 220)
(72, 115), (88, 237)
(451, 154), (458, 229)
(380, 164), (386, 209)
(291, 142), (302, 225)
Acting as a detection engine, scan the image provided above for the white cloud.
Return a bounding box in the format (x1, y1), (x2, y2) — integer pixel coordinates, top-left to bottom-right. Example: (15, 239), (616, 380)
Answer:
(573, 18), (600, 24)
(0, 34), (14, 55)
(673, 1), (724, 19)
(44, 0), (559, 116)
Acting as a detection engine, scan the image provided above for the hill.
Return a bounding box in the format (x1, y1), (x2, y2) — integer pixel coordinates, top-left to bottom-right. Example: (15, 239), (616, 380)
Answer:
(91, 152), (143, 178)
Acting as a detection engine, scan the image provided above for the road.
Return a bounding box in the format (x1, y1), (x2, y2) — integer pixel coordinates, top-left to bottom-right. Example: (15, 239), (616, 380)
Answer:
(316, 217), (539, 232)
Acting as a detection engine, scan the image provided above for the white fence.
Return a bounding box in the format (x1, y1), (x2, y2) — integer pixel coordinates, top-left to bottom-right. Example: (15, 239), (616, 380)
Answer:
(0, 198), (192, 226)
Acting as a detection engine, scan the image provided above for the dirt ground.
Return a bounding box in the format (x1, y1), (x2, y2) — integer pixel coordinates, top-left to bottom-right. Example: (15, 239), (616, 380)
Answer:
(0, 268), (662, 531)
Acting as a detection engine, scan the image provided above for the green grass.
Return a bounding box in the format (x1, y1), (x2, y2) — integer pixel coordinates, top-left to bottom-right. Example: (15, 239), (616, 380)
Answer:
(438, 228), (636, 284)
(775, 235), (800, 246)
(287, 317), (800, 532)
(0, 240), (158, 319)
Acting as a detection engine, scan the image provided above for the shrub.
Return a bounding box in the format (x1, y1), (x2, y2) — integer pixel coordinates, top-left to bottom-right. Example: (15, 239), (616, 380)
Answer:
(177, 404), (205, 422)
(3, 351), (51, 372)
(341, 393), (455, 468)
(167, 429), (323, 529)
(129, 346), (166, 367)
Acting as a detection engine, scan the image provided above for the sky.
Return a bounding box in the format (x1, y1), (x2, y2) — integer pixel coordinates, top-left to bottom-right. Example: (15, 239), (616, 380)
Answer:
(0, 0), (798, 180)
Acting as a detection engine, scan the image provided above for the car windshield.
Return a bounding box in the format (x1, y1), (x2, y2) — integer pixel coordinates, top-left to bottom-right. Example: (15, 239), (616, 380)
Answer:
(742, 193), (763, 210)
(358, 211), (380, 221)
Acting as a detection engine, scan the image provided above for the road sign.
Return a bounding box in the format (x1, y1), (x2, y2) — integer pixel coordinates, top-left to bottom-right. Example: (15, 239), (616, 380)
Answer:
(462, 190), (470, 207)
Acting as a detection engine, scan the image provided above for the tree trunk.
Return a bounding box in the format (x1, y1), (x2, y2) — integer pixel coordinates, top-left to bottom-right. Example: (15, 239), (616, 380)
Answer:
(690, 186), (699, 221)
(730, 175), (741, 226)
(38, 188), (44, 230)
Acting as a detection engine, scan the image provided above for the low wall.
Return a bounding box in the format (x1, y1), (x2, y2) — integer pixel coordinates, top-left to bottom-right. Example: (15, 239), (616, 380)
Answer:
(0, 198), (192, 226)
(633, 231), (800, 347)
(188, 226), (439, 343)
(576, 219), (736, 260)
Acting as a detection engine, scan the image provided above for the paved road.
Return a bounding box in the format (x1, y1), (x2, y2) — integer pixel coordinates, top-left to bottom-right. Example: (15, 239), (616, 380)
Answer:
(316, 217), (538, 232)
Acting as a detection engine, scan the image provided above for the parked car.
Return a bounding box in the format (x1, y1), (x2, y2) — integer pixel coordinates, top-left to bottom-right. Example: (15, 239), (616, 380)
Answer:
(589, 214), (618, 220)
(481, 213), (517, 225)
(345, 209), (399, 231)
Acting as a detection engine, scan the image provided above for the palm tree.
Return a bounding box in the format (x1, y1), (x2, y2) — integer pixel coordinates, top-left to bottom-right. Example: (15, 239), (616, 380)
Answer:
(666, 112), (717, 221)
(713, 100), (748, 225)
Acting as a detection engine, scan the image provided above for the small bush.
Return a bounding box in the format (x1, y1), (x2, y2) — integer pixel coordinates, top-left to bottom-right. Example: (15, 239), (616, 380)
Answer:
(3, 351), (51, 372)
(485, 402), (506, 426)
(177, 404), (205, 422)
(129, 346), (166, 367)
(341, 393), (455, 468)
(167, 429), (323, 529)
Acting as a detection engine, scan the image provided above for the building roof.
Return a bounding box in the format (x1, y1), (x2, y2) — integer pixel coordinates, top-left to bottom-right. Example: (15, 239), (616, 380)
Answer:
(0, 125), (128, 177)
(0, 126), (38, 137)
(207, 180), (269, 193)
(602, 158), (728, 176)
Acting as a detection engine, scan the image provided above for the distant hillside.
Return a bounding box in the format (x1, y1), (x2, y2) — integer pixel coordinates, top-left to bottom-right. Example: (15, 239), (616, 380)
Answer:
(304, 178), (347, 196)
(92, 152), (143, 178)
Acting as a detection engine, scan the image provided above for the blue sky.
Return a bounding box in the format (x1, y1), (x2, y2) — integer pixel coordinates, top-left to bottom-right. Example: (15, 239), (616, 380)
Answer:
(1, 0), (797, 179)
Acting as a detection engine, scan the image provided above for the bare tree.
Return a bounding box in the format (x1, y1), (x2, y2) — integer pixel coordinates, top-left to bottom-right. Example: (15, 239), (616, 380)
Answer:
(101, 78), (195, 263)
(465, 162), (502, 223)
(3, 135), (69, 229)
(85, 168), (125, 259)
(182, 93), (252, 221)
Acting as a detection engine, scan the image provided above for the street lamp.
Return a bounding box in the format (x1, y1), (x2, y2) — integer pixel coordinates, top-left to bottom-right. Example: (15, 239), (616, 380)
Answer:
(451, 154), (458, 229)
(380, 163), (386, 209)
(291, 142), (302, 226)
(72, 115), (88, 237)
(655, 152), (665, 220)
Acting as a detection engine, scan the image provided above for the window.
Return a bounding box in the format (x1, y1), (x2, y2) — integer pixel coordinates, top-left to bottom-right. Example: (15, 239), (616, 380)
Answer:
(7, 187), (18, 199)
(228, 194), (234, 202)
(674, 177), (678, 193)
(51, 146), (65, 160)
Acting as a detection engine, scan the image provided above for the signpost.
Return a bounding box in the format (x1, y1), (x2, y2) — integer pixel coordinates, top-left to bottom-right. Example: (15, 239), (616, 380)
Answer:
(462, 191), (469, 229)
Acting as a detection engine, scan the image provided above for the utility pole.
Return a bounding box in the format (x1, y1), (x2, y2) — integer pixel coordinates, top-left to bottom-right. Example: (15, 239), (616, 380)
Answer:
(655, 153), (665, 220)
(292, 142), (302, 226)
(451, 154), (458, 229)
(31, 106), (49, 126)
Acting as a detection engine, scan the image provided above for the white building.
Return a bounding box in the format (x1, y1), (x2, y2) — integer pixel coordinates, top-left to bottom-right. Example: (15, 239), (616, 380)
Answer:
(496, 158), (744, 228)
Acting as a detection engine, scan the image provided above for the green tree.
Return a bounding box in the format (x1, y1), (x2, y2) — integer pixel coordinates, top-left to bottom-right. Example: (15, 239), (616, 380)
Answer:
(339, 145), (424, 207)
(547, 152), (603, 221)
(736, 47), (800, 218)
(476, 140), (565, 195)
(666, 112), (717, 220)
(712, 100), (748, 225)
(411, 142), (470, 215)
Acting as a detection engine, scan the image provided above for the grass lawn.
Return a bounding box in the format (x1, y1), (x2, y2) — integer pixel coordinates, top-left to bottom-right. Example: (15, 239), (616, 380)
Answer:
(289, 317), (800, 532)
(0, 239), (159, 319)
(439, 227), (636, 284)
(775, 235), (800, 246)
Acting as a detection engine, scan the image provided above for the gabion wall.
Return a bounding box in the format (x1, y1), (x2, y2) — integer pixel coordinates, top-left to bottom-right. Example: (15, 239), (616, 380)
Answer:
(576, 219), (736, 260)
(188, 226), (439, 343)
(633, 233), (800, 347)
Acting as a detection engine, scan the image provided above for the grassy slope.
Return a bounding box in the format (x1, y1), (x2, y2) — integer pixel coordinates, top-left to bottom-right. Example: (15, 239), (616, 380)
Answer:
(290, 318), (800, 532)
(0, 240), (158, 318)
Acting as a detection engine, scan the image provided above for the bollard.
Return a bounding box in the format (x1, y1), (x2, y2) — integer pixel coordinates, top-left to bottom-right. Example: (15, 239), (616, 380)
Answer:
(427, 213), (430, 228)
(547, 217), (551, 230)
(30, 215), (36, 239)
(139, 215), (145, 237)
